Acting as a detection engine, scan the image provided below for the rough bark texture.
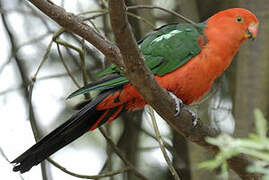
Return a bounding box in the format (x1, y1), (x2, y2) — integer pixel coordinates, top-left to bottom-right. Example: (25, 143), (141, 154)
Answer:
(117, 2), (144, 179)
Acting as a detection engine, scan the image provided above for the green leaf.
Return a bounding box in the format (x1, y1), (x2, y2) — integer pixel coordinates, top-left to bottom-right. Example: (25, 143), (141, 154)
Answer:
(254, 108), (267, 138)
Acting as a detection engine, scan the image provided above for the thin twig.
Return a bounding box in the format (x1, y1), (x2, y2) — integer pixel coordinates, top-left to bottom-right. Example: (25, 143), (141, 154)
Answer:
(17, 32), (52, 50)
(99, 127), (149, 180)
(56, 43), (80, 88)
(54, 39), (82, 53)
(130, 119), (175, 153)
(83, 12), (108, 21)
(37, 70), (81, 81)
(25, 23), (63, 81)
(127, 12), (156, 29)
(0, 58), (11, 75)
(0, 146), (10, 162)
(127, 5), (196, 24)
(0, 86), (24, 96)
(79, 39), (91, 99)
(47, 158), (130, 179)
(78, 9), (107, 16)
(33, 39), (53, 79)
(147, 107), (180, 180)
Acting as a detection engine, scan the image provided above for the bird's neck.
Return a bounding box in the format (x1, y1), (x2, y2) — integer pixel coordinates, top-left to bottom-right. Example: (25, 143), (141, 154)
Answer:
(202, 27), (245, 79)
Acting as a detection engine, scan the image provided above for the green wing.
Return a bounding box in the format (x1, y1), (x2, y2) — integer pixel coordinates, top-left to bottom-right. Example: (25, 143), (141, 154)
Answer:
(68, 23), (205, 99)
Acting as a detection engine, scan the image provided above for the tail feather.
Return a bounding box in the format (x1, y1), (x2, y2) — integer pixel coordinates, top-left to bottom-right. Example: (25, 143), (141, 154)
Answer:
(11, 90), (123, 173)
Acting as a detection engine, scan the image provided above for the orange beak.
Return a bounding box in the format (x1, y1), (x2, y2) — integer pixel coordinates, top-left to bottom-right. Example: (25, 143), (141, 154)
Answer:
(245, 23), (258, 40)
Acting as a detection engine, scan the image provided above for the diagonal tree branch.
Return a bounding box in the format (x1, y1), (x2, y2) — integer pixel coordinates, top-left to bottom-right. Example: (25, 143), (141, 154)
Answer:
(25, 0), (261, 179)
(147, 107), (180, 180)
(108, 0), (217, 149)
(27, 0), (125, 70)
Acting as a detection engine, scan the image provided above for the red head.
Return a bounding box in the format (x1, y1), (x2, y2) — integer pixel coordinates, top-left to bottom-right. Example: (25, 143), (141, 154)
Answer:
(206, 8), (259, 42)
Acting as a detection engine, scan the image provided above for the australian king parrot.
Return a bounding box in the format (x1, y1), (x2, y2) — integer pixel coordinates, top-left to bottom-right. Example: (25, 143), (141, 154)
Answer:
(11, 8), (259, 173)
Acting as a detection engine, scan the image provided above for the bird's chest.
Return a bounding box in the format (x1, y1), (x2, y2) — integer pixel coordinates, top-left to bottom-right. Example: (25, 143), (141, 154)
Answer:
(158, 55), (218, 105)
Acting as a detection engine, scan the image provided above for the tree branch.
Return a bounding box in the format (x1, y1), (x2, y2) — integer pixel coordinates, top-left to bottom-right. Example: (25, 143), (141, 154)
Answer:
(108, 1), (260, 179)
(27, 0), (125, 70)
(25, 0), (261, 179)
(108, 0), (217, 150)
(99, 127), (149, 180)
(148, 107), (180, 180)
(47, 158), (131, 179)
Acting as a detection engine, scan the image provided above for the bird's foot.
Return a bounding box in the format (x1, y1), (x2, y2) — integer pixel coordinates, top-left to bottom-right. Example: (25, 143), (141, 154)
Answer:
(168, 91), (199, 127)
(183, 105), (199, 127)
(168, 92), (183, 116)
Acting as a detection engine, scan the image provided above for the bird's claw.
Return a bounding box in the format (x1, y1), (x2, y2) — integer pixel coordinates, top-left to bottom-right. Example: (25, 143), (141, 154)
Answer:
(168, 91), (199, 127)
(168, 92), (183, 116)
(183, 106), (199, 127)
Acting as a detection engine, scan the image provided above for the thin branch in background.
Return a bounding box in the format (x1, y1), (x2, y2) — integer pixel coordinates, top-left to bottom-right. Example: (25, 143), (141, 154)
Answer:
(0, 86), (24, 96)
(96, 157), (111, 178)
(80, 4), (195, 26)
(33, 39), (53, 79)
(0, 58), (11, 75)
(53, 39), (82, 54)
(88, 19), (102, 34)
(129, 118), (175, 154)
(99, 127), (149, 180)
(64, 45), (81, 67)
(36, 70), (80, 81)
(46, 158), (130, 179)
(80, 39), (90, 85)
(0, 146), (10, 163)
(127, 5), (196, 24)
(17, 32), (52, 50)
(127, 12), (156, 29)
(0, 70), (80, 97)
(0, 5), (49, 179)
(56, 43), (81, 88)
(78, 9), (107, 16)
(147, 106), (181, 180)
(83, 12), (108, 21)
(103, 125), (114, 180)
(139, 126), (176, 155)
(79, 39), (91, 99)
(33, 28), (66, 74)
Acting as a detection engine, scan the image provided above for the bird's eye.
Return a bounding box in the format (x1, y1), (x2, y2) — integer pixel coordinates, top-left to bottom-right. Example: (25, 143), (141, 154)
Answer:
(236, 16), (244, 23)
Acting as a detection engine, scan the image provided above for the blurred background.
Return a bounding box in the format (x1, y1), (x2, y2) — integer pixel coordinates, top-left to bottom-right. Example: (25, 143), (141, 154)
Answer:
(0, 0), (268, 180)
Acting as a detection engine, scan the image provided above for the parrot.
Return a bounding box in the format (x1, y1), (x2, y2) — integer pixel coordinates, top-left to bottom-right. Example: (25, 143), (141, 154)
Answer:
(11, 8), (258, 173)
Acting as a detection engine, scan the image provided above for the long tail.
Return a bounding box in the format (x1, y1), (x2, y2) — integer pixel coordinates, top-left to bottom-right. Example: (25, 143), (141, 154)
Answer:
(11, 90), (125, 173)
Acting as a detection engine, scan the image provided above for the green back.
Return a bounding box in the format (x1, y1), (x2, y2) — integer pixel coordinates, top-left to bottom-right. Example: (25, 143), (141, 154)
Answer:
(68, 23), (205, 99)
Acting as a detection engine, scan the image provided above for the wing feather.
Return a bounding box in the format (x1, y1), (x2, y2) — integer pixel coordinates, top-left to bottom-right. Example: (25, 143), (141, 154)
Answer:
(68, 23), (205, 98)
